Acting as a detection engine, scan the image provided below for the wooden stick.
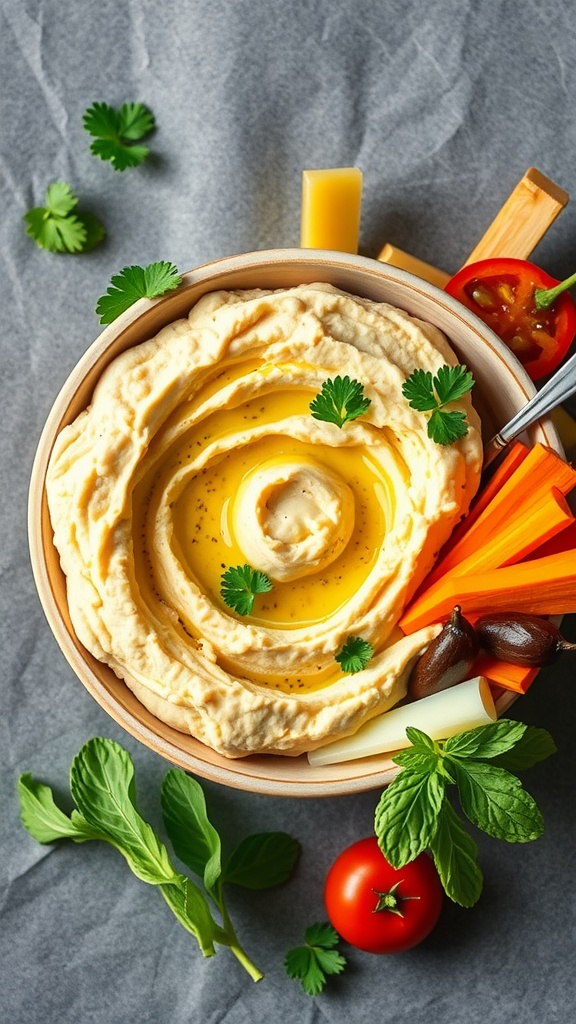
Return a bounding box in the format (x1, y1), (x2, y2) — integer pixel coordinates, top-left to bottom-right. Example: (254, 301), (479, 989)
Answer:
(377, 167), (569, 286)
(376, 243), (450, 288)
(462, 167), (569, 265)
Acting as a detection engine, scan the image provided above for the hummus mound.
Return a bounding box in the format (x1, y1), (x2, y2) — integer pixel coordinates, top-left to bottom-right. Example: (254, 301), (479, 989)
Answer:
(46, 283), (482, 758)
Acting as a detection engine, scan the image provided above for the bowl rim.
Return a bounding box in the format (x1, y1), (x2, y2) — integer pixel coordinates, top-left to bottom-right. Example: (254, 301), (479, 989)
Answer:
(28, 248), (563, 797)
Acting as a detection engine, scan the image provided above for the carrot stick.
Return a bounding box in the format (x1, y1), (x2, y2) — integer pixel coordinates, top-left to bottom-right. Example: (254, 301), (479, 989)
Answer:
(423, 444), (576, 588)
(400, 550), (576, 633)
(473, 653), (538, 694)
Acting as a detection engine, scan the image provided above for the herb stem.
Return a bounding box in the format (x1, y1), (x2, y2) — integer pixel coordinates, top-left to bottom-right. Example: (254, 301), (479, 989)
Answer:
(218, 903), (263, 982)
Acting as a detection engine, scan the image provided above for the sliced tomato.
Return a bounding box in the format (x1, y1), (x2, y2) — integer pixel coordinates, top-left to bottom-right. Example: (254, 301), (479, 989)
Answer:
(445, 258), (576, 381)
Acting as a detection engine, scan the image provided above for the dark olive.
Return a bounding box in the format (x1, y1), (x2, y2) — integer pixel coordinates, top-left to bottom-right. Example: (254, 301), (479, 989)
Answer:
(409, 605), (479, 700)
(475, 612), (576, 667)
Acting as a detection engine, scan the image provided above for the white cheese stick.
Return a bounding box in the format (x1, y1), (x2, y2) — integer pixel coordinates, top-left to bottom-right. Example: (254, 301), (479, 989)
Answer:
(307, 676), (497, 767)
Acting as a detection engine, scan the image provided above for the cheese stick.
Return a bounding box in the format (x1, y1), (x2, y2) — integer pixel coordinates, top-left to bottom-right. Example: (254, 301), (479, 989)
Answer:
(307, 676), (497, 767)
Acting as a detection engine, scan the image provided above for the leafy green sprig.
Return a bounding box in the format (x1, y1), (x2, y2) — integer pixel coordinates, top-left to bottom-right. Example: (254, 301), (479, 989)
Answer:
(95, 262), (182, 323)
(17, 737), (299, 981)
(83, 102), (155, 171)
(374, 720), (556, 908)
(310, 375), (371, 428)
(402, 364), (475, 445)
(23, 182), (105, 254)
(220, 564), (274, 616)
(284, 922), (347, 996)
(335, 635), (374, 673)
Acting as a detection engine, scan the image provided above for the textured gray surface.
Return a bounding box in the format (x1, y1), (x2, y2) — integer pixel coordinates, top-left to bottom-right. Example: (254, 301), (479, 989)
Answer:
(2, 0), (576, 1020)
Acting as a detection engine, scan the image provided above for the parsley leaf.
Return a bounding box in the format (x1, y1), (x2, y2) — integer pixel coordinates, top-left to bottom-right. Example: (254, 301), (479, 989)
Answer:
(83, 101), (155, 170)
(220, 564), (273, 616)
(95, 262), (182, 323)
(374, 719), (555, 907)
(402, 364), (475, 445)
(23, 182), (105, 254)
(335, 635), (374, 673)
(310, 375), (371, 428)
(284, 922), (347, 996)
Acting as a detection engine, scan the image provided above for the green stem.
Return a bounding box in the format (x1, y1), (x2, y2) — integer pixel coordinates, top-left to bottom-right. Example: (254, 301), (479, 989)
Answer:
(534, 270), (576, 310)
(217, 902), (264, 983)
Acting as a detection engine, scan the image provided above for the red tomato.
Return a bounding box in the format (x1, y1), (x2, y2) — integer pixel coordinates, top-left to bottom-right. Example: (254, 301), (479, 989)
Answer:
(324, 837), (443, 954)
(445, 258), (576, 381)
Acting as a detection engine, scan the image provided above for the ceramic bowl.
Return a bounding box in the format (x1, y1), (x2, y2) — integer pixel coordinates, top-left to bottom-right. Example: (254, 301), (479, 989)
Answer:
(28, 248), (561, 797)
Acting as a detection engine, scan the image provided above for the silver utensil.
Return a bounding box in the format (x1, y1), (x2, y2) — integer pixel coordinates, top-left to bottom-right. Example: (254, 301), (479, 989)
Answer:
(483, 350), (576, 467)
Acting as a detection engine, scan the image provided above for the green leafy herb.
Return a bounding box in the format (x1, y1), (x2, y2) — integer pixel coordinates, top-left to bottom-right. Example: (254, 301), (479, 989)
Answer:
(374, 720), (555, 907)
(95, 262), (182, 324)
(401, 364), (475, 445)
(309, 375), (371, 428)
(83, 101), (155, 170)
(23, 182), (105, 254)
(284, 922), (347, 996)
(18, 737), (300, 982)
(220, 564), (273, 616)
(335, 635), (374, 674)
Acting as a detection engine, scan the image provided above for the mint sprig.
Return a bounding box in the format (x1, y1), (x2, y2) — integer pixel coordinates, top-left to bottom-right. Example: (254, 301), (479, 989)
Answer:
(374, 720), (556, 907)
(18, 737), (300, 981)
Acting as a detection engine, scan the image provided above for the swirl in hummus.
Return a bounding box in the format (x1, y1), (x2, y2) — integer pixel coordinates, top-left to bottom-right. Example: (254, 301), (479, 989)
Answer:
(46, 283), (482, 757)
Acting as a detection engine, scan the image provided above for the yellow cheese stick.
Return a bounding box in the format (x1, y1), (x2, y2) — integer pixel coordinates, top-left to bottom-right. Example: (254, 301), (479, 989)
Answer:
(307, 676), (497, 767)
(300, 167), (362, 252)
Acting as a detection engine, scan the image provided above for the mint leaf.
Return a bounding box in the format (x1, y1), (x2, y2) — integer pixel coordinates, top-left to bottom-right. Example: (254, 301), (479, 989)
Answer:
(375, 768), (446, 867)
(17, 773), (103, 844)
(450, 760), (544, 843)
(160, 769), (222, 894)
(444, 719), (528, 761)
(488, 725), (557, 773)
(70, 738), (180, 886)
(221, 832), (300, 890)
(428, 797), (483, 907)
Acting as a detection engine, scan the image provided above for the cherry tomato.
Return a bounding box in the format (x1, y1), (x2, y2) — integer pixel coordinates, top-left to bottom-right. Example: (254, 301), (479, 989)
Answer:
(445, 258), (576, 381)
(324, 837), (443, 954)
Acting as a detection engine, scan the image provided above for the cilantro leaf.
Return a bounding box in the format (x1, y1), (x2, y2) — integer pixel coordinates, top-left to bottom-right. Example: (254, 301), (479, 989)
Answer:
(83, 101), (155, 170)
(23, 182), (105, 254)
(402, 364), (475, 445)
(95, 262), (182, 324)
(220, 564), (273, 616)
(284, 923), (347, 996)
(309, 375), (371, 427)
(335, 635), (374, 673)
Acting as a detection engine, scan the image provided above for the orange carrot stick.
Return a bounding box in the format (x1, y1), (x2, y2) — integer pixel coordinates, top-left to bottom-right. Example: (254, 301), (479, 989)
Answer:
(400, 550), (576, 633)
(473, 653), (538, 694)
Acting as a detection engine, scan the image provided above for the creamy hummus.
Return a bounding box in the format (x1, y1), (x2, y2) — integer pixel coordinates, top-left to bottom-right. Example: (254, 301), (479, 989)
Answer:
(46, 283), (482, 757)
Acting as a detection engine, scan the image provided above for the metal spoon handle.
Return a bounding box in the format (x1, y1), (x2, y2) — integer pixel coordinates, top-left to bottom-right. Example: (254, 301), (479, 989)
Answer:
(483, 350), (576, 466)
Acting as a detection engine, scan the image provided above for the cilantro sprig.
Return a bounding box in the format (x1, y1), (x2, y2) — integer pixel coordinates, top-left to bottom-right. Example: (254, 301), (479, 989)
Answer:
(284, 922), (347, 996)
(18, 737), (300, 981)
(310, 375), (371, 428)
(220, 564), (274, 616)
(23, 182), (105, 254)
(335, 636), (374, 674)
(374, 720), (556, 908)
(83, 102), (155, 171)
(95, 262), (182, 323)
(402, 364), (475, 445)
